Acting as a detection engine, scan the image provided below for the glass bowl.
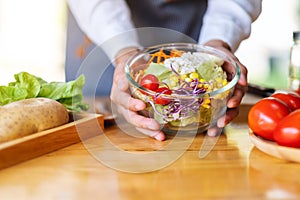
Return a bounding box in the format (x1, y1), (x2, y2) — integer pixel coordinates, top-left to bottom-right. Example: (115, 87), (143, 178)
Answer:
(125, 43), (240, 134)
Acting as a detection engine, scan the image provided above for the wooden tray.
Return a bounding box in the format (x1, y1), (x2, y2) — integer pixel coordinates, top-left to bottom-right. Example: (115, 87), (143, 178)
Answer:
(249, 130), (300, 163)
(0, 113), (104, 170)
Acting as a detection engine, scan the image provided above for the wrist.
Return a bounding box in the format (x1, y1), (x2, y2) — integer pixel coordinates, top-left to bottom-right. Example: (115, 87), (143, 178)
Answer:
(204, 40), (232, 52)
(115, 46), (141, 66)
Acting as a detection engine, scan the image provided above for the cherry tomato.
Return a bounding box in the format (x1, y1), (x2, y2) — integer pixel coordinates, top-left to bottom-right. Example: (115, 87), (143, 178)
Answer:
(248, 97), (291, 141)
(274, 109), (300, 148)
(140, 74), (159, 91)
(271, 92), (300, 111)
(154, 87), (172, 105)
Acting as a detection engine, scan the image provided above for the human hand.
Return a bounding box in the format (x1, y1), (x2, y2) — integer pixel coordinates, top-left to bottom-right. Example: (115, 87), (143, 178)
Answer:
(110, 47), (166, 141)
(204, 40), (248, 136)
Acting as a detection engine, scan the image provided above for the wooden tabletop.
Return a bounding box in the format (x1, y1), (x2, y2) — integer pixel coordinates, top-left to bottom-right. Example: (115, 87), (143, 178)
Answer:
(0, 94), (300, 200)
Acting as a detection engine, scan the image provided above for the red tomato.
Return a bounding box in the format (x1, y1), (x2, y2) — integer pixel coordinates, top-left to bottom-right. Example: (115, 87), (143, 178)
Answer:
(271, 92), (300, 111)
(140, 74), (159, 91)
(154, 87), (172, 105)
(274, 109), (300, 148)
(248, 97), (291, 141)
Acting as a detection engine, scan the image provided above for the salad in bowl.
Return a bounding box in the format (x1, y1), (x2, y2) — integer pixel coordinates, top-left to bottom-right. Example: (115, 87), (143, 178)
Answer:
(125, 43), (240, 134)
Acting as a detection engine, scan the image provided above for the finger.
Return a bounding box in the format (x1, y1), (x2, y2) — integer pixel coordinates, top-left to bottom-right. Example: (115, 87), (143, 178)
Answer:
(111, 91), (145, 111)
(236, 62), (248, 86)
(227, 85), (247, 108)
(113, 92), (145, 111)
(238, 70), (247, 87)
(135, 127), (166, 141)
(206, 126), (221, 137)
(118, 105), (161, 130)
(217, 107), (240, 127)
(110, 77), (146, 111)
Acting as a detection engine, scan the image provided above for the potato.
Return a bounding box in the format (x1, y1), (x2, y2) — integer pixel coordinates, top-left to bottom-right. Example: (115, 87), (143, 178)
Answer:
(0, 98), (69, 143)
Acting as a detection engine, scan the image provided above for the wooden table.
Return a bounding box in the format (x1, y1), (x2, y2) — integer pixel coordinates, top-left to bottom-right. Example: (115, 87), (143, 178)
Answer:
(0, 94), (300, 200)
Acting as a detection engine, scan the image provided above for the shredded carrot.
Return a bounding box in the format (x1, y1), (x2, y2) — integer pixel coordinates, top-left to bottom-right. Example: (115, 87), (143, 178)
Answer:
(170, 49), (184, 57)
(147, 48), (183, 65)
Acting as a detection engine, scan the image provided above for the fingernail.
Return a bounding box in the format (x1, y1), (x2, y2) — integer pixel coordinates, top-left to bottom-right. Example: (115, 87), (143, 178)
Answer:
(154, 133), (165, 141)
(207, 129), (217, 137)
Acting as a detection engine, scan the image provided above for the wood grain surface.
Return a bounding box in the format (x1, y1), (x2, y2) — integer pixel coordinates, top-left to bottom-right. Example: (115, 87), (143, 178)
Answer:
(0, 113), (104, 170)
(0, 96), (300, 199)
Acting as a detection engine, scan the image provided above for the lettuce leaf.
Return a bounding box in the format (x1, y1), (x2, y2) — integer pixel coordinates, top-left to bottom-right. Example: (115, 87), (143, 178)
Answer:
(0, 72), (88, 112)
(8, 72), (43, 98)
(0, 86), (28, 105)
(145, 63), (169, 76)
(38, 75), (88, 112)
(196, 61), (225, 81)
(145, 63), (172, 80)
(145, 62), (173, 85)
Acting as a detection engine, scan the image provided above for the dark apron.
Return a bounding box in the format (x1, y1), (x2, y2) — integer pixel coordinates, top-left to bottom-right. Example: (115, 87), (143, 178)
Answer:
(66, 0), (208, 96)
(126, 0), (208, 42)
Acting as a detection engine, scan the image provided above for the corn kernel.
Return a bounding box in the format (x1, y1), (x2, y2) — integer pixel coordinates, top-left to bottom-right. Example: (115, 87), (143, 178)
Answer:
(204, 84), (209, 88)
(185, 77), (192, 82)
(203, 98), (211, 104)
(180, 74), (187, 80)
(202, 104), (211, 109)
(215, 77), (222, 83)
(189, 72), (199, 79)
(222, 79), (228, 86)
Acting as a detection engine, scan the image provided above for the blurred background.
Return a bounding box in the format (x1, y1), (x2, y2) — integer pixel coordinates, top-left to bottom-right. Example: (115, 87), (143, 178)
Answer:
(0, 0), (66, 84)
(0, 0), (300, 90)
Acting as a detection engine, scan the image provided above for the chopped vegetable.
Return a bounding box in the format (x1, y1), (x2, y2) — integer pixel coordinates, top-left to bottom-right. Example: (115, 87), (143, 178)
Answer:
(136, 48), (228, 127)
(0, 72), (88, 112)
(147, 48), (183, 65)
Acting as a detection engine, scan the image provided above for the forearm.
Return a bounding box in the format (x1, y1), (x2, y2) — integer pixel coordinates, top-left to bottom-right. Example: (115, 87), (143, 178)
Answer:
(199, 0), (262, 52)
(67, 0), (140, 60)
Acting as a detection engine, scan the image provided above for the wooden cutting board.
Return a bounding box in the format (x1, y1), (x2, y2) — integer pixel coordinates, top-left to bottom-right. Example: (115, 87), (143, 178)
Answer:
(0, 113), (104, 170)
